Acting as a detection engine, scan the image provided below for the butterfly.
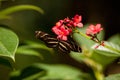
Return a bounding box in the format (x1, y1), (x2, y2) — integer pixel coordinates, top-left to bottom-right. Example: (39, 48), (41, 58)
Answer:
(35, 31), (81, 54)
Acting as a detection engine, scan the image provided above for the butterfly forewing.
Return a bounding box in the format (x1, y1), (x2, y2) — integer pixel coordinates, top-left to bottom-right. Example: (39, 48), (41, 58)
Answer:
(35, 31), (58, 48)
(45, 37), (58, 48)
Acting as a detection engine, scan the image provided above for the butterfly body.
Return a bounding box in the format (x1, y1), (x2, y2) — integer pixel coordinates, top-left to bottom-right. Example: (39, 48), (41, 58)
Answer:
(35, 31), (81, 54)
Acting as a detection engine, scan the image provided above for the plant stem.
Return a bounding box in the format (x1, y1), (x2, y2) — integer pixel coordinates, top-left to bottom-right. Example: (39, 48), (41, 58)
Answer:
(74, 29), (91, 40)
(94, 69), (104, 80)
(84, 58), (104, 80)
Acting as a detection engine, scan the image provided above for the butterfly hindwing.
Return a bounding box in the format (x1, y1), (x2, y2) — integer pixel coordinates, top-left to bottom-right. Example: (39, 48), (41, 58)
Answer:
(58, 40), (72, 53)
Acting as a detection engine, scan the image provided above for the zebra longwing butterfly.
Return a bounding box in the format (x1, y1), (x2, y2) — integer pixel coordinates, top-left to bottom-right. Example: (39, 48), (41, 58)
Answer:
(35, 31), (81, 54)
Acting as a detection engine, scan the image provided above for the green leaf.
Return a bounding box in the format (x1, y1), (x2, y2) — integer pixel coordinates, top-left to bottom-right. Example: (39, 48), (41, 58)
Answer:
(10, 65), (46, 80)
(22, 40), (54, 53)
(16, 41), (54, 60)
(108, 34), (120, 46)
(70, 51), (85, 62)
(14, 41), (56, 69)
(0, 58), (12, 68)
(90, 41), (120, 67)
(105, 73), (120, 80)
(38, 64), (93, 80)
(10, 63), (93, 80)
(16, 46), (44, 60)
(0, 15), (11, 20)
(92, 41), (120, 56)
(0, 27), (19, 67)
(0, 5), (44, 20)
(72, 24), (104, 49)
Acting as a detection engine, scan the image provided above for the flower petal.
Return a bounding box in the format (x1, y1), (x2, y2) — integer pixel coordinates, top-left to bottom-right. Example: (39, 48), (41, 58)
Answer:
(77, 23), (83, 28)
(62, 35), (67, 41)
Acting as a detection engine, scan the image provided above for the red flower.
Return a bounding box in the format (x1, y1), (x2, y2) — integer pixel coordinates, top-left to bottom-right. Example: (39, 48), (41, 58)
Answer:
(73, 14), (82, 23)
(72, 14), (83, 28)
(64, 17), (70, 23)
(73, 22), (83, 28)
(86, 24), (103, 36)
(52, 14), (83, 40)
(52, 25), (70, 41)
(55, 20), (63, 27)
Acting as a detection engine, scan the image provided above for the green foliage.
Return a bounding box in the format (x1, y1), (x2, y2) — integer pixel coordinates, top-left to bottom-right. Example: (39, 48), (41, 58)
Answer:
(0, 27), (19, 68)
(105, 73), (120, 80)
(0, 5), (44, 20)
(14, 41), (56, 70)
(108, 34), (120, 46)
(70, 51), (85, 62)
(10, 63), (94, 80)
(10, 65), (46, 80)
(90, 41), (120, 67)
(71, 26), (120, 80)
(16, 41), (53, 60)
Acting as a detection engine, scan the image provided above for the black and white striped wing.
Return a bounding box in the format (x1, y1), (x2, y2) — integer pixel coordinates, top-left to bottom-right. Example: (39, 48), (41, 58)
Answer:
(35, 31), (58, 48)
(71, 42), (82, 52)
(58, 40), (73, 53)
(58, 40), (82, 53)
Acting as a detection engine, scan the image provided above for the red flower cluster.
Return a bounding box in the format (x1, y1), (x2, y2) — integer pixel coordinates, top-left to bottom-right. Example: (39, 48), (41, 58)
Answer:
(86, 24), (103, 36)
(52, 14), (83, 40)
